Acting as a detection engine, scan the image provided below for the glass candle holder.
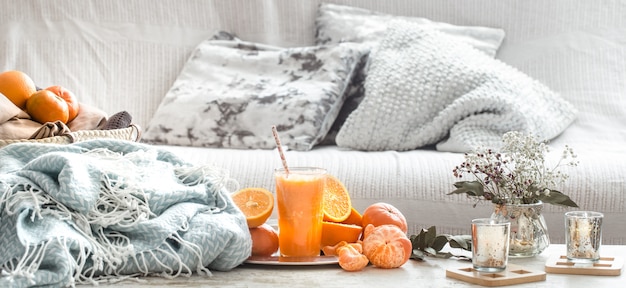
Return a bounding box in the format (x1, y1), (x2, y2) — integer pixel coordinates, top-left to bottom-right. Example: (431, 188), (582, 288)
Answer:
(471, 218), (511, 273)
(565, 211), (603, 263)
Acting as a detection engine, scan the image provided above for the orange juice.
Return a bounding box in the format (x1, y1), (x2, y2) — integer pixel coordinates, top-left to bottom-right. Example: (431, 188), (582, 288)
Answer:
(274, 167), (326, 257)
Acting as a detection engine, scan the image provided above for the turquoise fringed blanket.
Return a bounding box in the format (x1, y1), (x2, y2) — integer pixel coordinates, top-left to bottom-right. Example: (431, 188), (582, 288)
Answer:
(0, 140), (251, 287)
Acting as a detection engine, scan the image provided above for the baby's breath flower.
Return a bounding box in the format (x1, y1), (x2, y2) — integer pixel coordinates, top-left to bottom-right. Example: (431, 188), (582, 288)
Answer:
(449, 131), (578, 207)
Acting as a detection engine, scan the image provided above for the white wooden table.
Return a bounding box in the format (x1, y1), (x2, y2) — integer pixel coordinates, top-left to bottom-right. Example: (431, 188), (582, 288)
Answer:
(92, 244), (624, 288)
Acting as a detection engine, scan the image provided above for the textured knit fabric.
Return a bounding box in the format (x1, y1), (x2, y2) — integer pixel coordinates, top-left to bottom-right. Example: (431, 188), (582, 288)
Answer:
(0, 140), (251, 287)
(336, 20), (578, 152)
(103, 111), (133, 130)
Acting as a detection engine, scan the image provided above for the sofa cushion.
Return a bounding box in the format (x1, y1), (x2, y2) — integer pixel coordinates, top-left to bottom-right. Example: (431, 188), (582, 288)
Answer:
(142, 36), (367, 151)
(315, 3), (507, 144)
(335, 20), (577, 152)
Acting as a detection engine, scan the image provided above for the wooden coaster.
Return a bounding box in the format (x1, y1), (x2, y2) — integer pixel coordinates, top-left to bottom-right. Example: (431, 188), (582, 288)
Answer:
(446, 264), (546, 286)
(545, 255), (623, 276)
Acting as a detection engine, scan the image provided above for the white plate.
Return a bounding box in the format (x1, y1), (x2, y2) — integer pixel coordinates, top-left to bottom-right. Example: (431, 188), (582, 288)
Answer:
(245, 254), (339, 266)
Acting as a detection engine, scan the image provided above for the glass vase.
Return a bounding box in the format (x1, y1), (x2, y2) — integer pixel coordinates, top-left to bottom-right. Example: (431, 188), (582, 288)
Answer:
(491, 201), (550, 258)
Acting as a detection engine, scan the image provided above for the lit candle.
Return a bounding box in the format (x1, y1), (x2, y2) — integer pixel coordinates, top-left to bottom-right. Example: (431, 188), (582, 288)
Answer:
(565, 211), (603, 262)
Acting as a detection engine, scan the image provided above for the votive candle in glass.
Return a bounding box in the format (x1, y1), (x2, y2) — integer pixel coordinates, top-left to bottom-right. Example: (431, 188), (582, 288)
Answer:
(565, 211), (603, 262)
(471, 218), (511, 273)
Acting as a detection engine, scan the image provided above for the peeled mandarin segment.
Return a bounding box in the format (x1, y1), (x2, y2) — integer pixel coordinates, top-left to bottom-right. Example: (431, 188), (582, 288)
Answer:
(322, 240), (363, 256)
(337, 244), (369, 272)
(322, 240), (348, 256)
(231, 187), (274, 228)
(321, 221), (363, 247)
(322, 174), (352, 222)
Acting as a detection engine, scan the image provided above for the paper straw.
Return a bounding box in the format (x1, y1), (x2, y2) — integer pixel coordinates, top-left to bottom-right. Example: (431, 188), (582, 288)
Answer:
(272, 125), (289, 175)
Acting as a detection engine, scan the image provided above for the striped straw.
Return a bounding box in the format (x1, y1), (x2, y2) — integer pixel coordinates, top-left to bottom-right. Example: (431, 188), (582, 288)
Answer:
(271, 125), (289, 175)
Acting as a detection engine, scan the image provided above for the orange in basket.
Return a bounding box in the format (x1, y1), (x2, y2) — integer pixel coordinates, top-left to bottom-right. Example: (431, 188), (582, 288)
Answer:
(0, 70), (37, 110)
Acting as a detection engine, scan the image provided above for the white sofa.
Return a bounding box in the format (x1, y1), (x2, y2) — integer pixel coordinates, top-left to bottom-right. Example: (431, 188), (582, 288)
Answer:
(2, 0), (625, 247)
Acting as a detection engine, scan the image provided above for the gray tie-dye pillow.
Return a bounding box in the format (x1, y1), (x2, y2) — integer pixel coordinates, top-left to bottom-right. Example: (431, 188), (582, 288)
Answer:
(315, 3), (506, 145)
(142, 34), (368, 151)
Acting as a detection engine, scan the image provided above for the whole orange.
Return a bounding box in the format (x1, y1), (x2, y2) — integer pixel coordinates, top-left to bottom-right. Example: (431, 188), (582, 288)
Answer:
(249, 223), (279, 257)
(45, 85), (80, 122)
(26, 89), (70, 124)
(361, 202), (408, 233)
(0, 70), (37, 110)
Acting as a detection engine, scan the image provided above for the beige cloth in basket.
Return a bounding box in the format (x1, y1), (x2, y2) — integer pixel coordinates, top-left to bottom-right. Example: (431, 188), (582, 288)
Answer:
(1, 95), (108, 140)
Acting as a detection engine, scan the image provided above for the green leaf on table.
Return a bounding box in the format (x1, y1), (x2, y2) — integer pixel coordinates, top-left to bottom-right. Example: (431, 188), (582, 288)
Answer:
(409, 226), (473, 261)
(448, 235), (472, 251)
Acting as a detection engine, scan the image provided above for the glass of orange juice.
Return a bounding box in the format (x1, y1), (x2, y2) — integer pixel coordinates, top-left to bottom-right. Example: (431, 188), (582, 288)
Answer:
(274, 167), (326, 257)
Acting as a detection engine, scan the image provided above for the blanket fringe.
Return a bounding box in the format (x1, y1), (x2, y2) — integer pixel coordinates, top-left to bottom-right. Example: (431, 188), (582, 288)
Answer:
(1, 147), (239, 285)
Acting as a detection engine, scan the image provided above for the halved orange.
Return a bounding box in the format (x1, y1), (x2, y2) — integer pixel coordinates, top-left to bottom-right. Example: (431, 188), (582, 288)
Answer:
(231, 187), (274, 228)
(341, 207), (363, 226)
(321, 221), (363, 247)
(322, 174), (352, 222)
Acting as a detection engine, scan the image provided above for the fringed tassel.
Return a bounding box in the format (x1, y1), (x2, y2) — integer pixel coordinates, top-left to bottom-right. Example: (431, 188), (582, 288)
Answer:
(1, 147), (234, 285)
(175, 165), (238, 213)
(88, 173), (153, 228)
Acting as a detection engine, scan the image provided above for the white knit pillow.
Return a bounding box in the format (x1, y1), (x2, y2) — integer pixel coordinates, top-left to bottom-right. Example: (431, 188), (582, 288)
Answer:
(335, 20), (577, 152)
(142, 36), (367, 151)
(315, 3), (506, 144)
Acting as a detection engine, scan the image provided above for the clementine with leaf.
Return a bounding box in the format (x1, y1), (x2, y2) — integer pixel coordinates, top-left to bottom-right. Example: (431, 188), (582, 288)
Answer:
(361, 202), (408, 233)
(249, 223), (279, 257)
(321, 221), (363, 247)
(231, 187), (274, 228)
(322, 174), (352, 222)
(26, 89), (70, 124)
(0, 70), (37, 110)
(362, 224), (411, 269)
(45, 85), (80, 122)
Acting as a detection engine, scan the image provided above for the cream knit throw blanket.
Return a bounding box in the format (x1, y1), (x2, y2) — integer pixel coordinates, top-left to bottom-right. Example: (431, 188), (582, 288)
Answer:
(336, 20), (578, 152)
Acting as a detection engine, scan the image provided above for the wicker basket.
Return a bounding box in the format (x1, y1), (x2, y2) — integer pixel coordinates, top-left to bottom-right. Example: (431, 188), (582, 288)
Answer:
(0, 124), (141, 148)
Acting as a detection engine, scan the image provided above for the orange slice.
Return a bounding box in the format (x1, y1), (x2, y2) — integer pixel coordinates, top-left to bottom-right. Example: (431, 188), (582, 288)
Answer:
(322, 174), (352, 222)
(321, 221), (363, 247)
(231, 187), (274, 228)
(341, 207), (363, 226)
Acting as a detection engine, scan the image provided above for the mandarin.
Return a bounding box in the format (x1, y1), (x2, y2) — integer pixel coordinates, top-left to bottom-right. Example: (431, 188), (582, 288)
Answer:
(249, 223), (279, 257)
(0, 70), (37, 110)
(26, 89), (70, 124)
(45, 85), (80, 122)
(361, 202), (408, 233)
(231, 187), (274, 228)
(322, 174), (352, 222)
(362, 224), (411, 269)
